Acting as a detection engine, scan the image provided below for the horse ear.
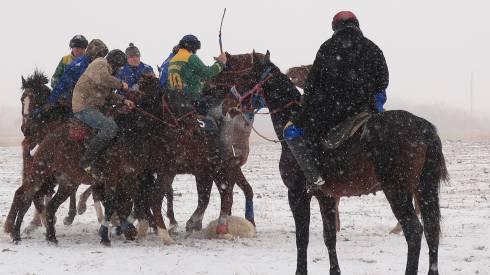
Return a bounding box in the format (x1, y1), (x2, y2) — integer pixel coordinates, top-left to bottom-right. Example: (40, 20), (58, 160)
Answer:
(21, 76), (26, 88)
(265, 50), (271, 63)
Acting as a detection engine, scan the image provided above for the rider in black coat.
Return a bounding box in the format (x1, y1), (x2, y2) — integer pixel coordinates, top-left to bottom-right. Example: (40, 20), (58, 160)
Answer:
(285, 11), (389, 190)
(300, 11), (389, 137)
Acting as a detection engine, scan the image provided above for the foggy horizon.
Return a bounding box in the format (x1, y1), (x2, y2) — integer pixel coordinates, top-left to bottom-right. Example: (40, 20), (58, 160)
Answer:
(1, 0), (489, 144)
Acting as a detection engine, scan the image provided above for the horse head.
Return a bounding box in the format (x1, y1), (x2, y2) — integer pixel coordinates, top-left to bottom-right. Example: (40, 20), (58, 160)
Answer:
(20, 70), (51, 135)
(286, 65), (312, 89)
(236, 50), (301, 113)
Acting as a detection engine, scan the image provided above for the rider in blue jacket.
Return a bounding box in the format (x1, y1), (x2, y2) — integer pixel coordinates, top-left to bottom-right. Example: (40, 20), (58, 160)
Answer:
(116, 43), (154, 96)
(48, 39), (109, 106)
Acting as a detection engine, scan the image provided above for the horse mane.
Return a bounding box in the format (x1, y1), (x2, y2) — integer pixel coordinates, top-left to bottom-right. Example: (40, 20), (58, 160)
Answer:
(22, 69), (49, 90)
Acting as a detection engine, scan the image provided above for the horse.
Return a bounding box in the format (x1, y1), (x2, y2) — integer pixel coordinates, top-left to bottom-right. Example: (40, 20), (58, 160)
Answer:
(286, 64), (422, 234)
(11, 71), (78, 233)
(75, 53), (258, 231)
(4, 96), (169, 244)
(133, 57), (258, 235)
(236, 51), (448, 275)
(286, 65), (312, 89)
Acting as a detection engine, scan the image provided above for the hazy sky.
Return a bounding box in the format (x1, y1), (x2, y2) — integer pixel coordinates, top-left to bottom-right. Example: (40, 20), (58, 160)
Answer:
(1, 0), (489, 120)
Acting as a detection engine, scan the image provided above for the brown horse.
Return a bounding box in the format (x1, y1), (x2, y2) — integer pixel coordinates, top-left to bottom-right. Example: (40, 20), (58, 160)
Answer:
(286, 65), (312, 89)
(286, 64), (421, 233)
(237, 51), (448, 275)
(16, 71), (78, 232)
(133, 57), (258, 235)
(5, 64), (251, 245)
(75, 54), (258, 231)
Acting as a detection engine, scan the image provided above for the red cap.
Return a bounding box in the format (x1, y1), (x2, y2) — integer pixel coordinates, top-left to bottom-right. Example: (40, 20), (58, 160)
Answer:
(333, 11), (357, 23)
(332, 11), (359, 31)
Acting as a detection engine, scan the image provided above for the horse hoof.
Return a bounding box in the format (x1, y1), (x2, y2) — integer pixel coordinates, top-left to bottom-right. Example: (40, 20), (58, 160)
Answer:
(168, 222), (178, 233)
(115, 226), (123, 236)
(123, 226), (138, 241)
(100, 240), (111, 247)
(77, 204), (87, 215)
(46, 237), (58, 245)
(185, 222), (202, 232)
(330, 267), (341, 275)
(11, 235), (21, 244)
(157, 228), (176, 245)
(63, 216), (75, 226)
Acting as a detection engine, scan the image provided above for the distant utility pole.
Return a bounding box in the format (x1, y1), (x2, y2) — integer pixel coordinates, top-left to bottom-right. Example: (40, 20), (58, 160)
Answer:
(470, 72), (474, 116)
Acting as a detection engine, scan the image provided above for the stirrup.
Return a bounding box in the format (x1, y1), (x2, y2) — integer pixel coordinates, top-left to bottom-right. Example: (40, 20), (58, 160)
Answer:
(312, 176), (325, 186)
(83, 164), (103, 179)
(306, 176), (325, 194)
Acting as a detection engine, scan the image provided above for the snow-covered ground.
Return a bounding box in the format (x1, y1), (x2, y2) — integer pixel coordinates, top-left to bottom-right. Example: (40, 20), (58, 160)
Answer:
(1, 141), (489, 274)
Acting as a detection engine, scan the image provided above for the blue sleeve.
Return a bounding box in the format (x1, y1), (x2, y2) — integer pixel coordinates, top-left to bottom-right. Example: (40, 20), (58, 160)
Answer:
(48, 64), (75, 104)
(48, 57), (89, 105)
(159, 53), (175, 88)
(143, 64), (154, 75)
(374, 90), (387, 112)
(115, 67), (127, 96)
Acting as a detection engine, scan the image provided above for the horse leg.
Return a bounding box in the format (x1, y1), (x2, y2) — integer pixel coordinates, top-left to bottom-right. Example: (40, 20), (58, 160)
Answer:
(186, 173), (213, 232)
(116, 190), (138, 241)
(45, 182), (78, 244)
(335, 198), (340, 232)
(63, 189), (79, 226)
(9, 183), (37, 242)
(390, 194), (420, 235)
(151, 181), (175, 245)
(289, 188), (311, 275)
(99, 183), (118, 246)
(214, 168), (235, 237)
(77, 185), (93, 215)
(417, 153), (443, 275)
(317, 194), (341, 275)
(383, 183), (423, 275)
(4, 149), (35, 234)
(164, 184), (178, 231)
(234, 167), (255, 226)
(23, 191), (46, 235)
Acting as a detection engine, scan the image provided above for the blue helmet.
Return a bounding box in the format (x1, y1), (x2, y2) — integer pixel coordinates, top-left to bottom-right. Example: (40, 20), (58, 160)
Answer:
(179, 34), (201, 53)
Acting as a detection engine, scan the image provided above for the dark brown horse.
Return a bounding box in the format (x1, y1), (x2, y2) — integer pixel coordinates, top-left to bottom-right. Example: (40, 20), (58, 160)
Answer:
(15, 71), (78, 232)
(75, 54), (258, 232)
(133, 56), (259, 235)
(5, 62), (252, 245)
(237, 51), (448, 275)
(286, 64), (421, 234)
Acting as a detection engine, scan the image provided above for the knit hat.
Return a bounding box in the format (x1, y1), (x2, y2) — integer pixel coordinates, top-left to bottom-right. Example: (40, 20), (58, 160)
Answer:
(125, 43), (141, 57)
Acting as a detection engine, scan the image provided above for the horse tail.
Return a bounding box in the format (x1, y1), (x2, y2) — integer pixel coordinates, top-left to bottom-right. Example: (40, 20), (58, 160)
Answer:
(418, 123), (448, 237)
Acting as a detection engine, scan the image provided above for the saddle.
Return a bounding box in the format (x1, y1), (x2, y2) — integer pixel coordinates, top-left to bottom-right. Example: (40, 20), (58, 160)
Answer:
(321, 111), (371, 150)
(68, 118), (92, 142)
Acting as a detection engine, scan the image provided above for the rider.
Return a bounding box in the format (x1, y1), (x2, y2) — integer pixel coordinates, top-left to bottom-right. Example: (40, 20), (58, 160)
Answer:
(48, 39), (109, 108)
(285, 11), (389, 189)
(116, 43), (155, 96)
(51, 35), (88, 88)
(166, 34), (227, 125)
(72, 49), (135, 177)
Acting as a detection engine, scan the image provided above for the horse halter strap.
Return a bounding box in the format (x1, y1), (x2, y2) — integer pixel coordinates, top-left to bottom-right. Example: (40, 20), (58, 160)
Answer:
(229, 66), (274, 114)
